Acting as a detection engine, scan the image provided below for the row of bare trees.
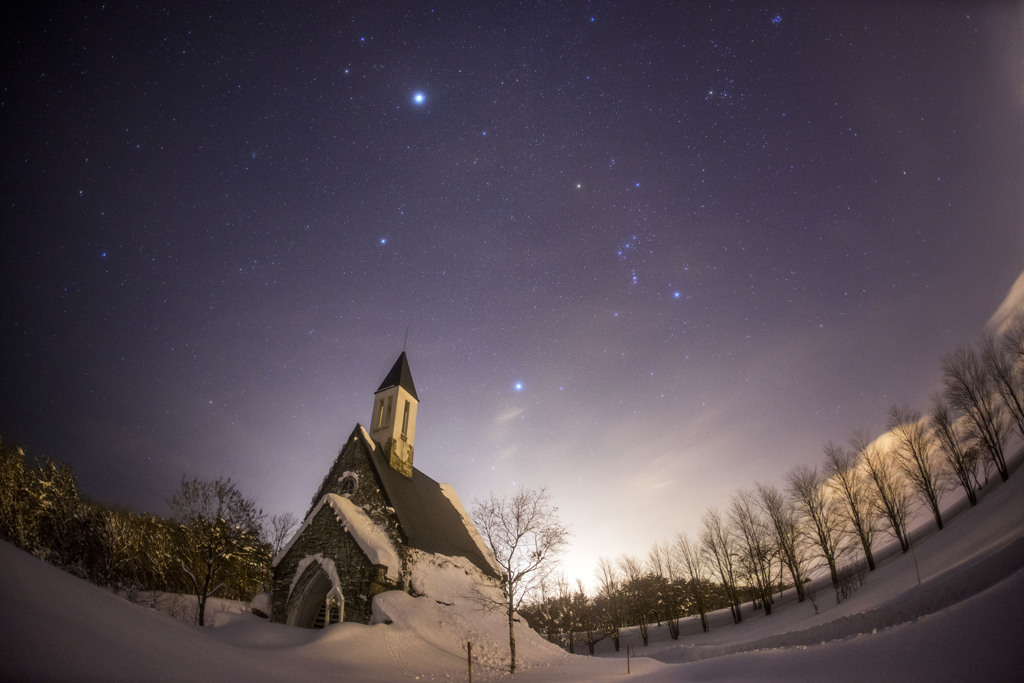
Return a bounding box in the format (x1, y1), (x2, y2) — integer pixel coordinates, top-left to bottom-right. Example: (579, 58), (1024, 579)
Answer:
(524, 314), (1023, 651)
(521, 544), (734, 654)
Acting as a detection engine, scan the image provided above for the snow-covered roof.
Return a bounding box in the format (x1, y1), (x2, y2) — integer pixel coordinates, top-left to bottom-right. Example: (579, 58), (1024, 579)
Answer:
(273, 492), (401, 581)
(323, 494), (401, 581)
(439, 484), (502, 576)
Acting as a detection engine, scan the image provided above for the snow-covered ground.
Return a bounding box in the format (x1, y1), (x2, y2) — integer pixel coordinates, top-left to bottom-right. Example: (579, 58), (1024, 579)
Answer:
(2, 466), (1023, 681)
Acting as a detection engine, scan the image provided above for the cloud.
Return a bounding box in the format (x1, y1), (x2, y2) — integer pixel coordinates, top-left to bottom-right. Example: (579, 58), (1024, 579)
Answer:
(493, 406), (525, 425)
(986, 269), (1024, 335)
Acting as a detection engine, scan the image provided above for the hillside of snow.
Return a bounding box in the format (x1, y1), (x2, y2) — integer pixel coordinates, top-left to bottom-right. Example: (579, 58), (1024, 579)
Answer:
(2, 462), (1023, 681)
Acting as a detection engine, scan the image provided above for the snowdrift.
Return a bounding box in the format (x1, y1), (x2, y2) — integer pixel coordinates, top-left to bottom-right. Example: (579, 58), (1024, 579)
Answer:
(0, 544), (568, 681)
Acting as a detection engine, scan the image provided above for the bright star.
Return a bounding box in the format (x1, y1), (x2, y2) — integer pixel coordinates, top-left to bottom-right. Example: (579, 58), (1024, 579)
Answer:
(413, 92), (425, 105)
(379, 238), (387, 245)
(514, 382), (523, 392)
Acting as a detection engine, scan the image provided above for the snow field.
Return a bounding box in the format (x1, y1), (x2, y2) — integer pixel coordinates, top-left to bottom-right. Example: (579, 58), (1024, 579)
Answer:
(1, 454), (1023, 681)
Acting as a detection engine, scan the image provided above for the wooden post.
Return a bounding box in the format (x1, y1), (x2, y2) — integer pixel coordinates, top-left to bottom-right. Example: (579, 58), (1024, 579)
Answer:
(467, 641), (472, 683)
(910, 541), (922, 586)
(627, 643), (631, 675)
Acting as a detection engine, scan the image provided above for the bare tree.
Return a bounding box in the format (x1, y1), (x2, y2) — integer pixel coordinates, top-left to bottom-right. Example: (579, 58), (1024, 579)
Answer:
(931, 395), (981, 506)
(575, 579), (604, 655)
(887, 405), (945, 530)
(730, 490), (778, 615)
(618, 554), (656, 645)
(553, 575), (579, 653)
(699, 508), (743, 624)
(472, 487), (569, 674)
(167, 476), (266, 626)
(595, 557), (624, 651)
(943, 346), (1010, 481)
(824, 440), (877, 571)
(523, 583), (559, 644)
(673, 533), (711, 632)
(755, 482), (808, 601)
(856, 434), (912, 553)
(266, 512), (298, 557)
(981, 334), (1024, 440)
(1003, 311), (1024, 364)
(787, 465), (846, 600)
(648, 542), (683, 640)
(646, 542), (667, 630)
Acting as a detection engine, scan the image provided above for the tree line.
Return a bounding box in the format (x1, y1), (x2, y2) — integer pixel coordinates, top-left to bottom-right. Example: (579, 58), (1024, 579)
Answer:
(0, 443), (297, 626)
(522, 314), (1024, 654)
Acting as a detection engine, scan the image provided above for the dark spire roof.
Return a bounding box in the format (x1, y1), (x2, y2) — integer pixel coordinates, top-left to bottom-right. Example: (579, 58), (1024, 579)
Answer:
(375, 351), (418, 400)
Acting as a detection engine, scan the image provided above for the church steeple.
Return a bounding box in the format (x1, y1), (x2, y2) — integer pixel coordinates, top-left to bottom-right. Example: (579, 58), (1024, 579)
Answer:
(369, 352), (418, 477)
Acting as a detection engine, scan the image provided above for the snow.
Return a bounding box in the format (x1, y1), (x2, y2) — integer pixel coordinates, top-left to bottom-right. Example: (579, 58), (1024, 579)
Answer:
(287, 554), (343, 603)
(373, 550), (572, 675)
(2, 465), (1024, 681)
(323, 494), (401, 581)
(358, 425), (376, 450)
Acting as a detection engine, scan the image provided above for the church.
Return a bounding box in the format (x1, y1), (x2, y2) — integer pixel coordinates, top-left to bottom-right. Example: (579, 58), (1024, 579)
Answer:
(270, 352), (500, 627)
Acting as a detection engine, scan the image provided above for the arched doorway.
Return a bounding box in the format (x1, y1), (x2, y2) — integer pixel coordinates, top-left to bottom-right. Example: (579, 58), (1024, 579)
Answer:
(289, 565), (344, 628)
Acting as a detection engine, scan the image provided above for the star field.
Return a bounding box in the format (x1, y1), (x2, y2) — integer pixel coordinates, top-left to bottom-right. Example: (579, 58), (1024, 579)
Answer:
(1, 2), (1023, 581)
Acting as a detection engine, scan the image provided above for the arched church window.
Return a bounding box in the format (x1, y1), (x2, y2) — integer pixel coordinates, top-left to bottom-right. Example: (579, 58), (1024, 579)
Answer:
(339, 474), (357, 496)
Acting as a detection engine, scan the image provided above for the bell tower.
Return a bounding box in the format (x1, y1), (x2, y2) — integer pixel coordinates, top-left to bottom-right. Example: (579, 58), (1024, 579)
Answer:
(369, 352), (418, 477)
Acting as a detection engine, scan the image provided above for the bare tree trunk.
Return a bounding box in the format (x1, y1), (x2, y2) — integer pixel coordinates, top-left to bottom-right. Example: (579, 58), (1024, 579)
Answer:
(507, 601), (517, 674)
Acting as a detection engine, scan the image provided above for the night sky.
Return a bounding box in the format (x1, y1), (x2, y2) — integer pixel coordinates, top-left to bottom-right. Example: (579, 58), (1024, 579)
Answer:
(3, 2), (1023, 582)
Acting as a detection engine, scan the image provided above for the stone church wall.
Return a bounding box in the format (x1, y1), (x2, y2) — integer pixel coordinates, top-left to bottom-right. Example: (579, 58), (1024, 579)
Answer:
(309, 431), (395, 530)
(271, 502), (396, 625)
